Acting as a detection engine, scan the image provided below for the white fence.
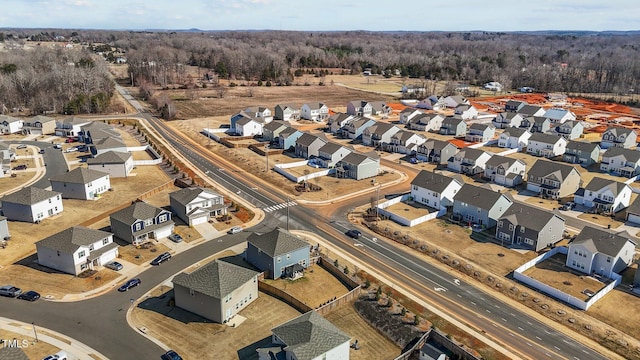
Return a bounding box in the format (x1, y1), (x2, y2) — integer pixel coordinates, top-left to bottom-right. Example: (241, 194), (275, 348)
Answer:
(202, 128), (232, 142)
(496, 148), (519, 156)
(127, 144), (163, 165)
(377, 194), (443, 227)
(513, 247), (621, 310)
(273, 161), (333, 183)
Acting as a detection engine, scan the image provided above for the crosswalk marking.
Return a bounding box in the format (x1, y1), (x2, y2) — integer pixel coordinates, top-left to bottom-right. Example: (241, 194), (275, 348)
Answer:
(263, 201), (298, 213)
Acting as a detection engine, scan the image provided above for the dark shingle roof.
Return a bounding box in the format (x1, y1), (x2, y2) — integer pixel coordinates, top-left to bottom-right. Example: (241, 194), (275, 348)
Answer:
(247, 228), (310, 257)
(583, 177), (628, 196)
(529, 132), (563, 144)
(169, 187), (221, 207)
(420, 139), (456, 151)
(517, 105), (544, 117)
(1, 187), (60, 206)
(318, 142), (343, 155)
(454, 184), (509, 209)
(49, 167), (109, 184)
(442, 116), (465, 127)
(0, 347), (29, 360)
(604, 126), (636, 137)
(36, 226), (113, 253)
(339, 152), (375, 166)
(566, 140), (599, 153)
(263, 121), (289, 132)
(572, 226), (636, 257)
(485, 154), (520, 168)
(296, 133), (326, 147)
(527, 160), (578, 181)
(271, 311), (351, 360)
(86, 151), (131, 165)
(501, 127), (529, 137)
(172, 260), (258, 299)
(499, 203), (562, 232)
(110, 201), (168, 225)
(454, 148), (489, 161)
(469, 123), (494, 131)
(411, 170), (461, 193)
(602, 146), (640, 163)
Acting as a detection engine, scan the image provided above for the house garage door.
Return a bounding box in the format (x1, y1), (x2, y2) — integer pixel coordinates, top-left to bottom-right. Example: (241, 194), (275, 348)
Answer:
(627, 213), (640, 225)
(154, 226), (173, 239)
(190, 215), (208, 226)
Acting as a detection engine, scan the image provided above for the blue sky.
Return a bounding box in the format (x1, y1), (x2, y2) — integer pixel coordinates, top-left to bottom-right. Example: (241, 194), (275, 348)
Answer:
(0, 0), (638, 31)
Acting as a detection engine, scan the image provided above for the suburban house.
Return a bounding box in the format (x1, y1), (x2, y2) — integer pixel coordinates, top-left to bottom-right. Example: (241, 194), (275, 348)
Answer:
(235, 116), (265, 137)
(339, 117), (376, 140)
(495, 203), (565, 251)
(0, 142), (15, 177)
(484, 155), (527, 187)
(517, 105), (546, 118)
(336, 151), (380, 180)
(274, 104), (300, 121)
(244, 106), (273, 123)
(172, 260), (259, 323)
(387, 130), (426, 154)
(0, 216), (9, 241)
(300, 102), (329, 121)
(361, 122), (401, 147)
(493, 112), (524, 129)
(169, 187), (228, 226)
(35, 226), (118, 276)
(78, 121), (120, 144)
(526, 160), (581, 199)
(562, 141), (601, 166)
(504, 100), (527, 112)
(109, 201), (174, 245)
(245, 228), (311, 279)
(465, 123), (496, 143)
(544, 108), (576, 123)
(399, 108), (423, 125)
(439, 116), (467, 136)
(347, 100), (372, 116)
(526, 133), (567, 157)
(406, 113), (445, 132)
(415, 139), (458, 164)
(547, 120), (584, 140)
(327, 113), (355, 133)
(89, 136), (128, 157)
(498, 127), (531, 151)
(23, 115), (56, 135)
(600, 146), (640, 177)
(447, 148), (492, 175)
(317, 142), (352, 168)
(455, 104), (478, 120)
(86, 151), (134, 178)
(0, 115), (23, 134)
(54, 116), (90, 137)
(294, 133), (328, 159)
(410, 170), (463, 210)
(452, 184), (513, 229)
(401, 84), (426, 95)
(523, 116), (551, 133)
(0, 187), (63, 223)
(417, 95), (446, 110)
(49, 167), (111, 200)
(443, 95), (470, 108)
(262, 121), (290, 143)
(277, 127), (303, 151)
(566, 226), (636, 278)
(261, 311), (350, 360)
(574, 177), (632, 214)
(369, 101), (392, 116)
(600, 127), (637, 149)
(625, 197), (640, 224)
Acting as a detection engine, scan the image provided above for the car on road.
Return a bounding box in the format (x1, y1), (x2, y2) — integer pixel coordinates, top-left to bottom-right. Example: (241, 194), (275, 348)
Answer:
(16, 144), (27, 149)
(345, 229), (362, 239)
(39, 149), (46, 154)
(12, 164), (27, 170)
(168, 233), (183, 243)
(53, 143), (62, 149)
(227, 226), (243, 234)
(65, 147), (78, 153)
(151, 252), (172, 265)
(161, 350), (183, 360)
(0, 285), (23, 297)
(560, 201), (576, 211)
(105, 261), (123, 271)
(17, 290), (40, 302)
(118, 278), (141, 292)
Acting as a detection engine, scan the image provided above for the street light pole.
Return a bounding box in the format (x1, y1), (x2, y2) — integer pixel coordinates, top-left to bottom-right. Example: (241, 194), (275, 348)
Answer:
(286, 196), (290, 231)
(32, 322), (38, 343)
(265, 144), (269, 172)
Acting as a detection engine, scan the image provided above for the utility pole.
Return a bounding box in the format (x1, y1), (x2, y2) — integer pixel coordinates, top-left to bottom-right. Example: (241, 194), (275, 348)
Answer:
(286, 196), (290, 231)
(265, 144), (270, 172)
(32, 322), (38, 343)
(376, 184), (381, 218)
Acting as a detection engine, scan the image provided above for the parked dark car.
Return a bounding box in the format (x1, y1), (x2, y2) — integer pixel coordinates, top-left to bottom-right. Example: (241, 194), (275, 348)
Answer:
(17, 290), (40, 302)
(560, 202), (576, 211)
(118, 278), (141, 292)
(151, 252), (172, 265)
(0, 285), (23, 297)
(12, 164), (27, 170)
(161, 350), (183, 360)
(168, 233), (183, 243)
(345, 229), (362, 239)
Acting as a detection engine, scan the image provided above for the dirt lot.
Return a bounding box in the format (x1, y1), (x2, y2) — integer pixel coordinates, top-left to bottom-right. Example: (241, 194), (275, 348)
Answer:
(261, 263), (350, 308)
(0, 172), (34, 195)
(522, 253), (607, 301)
(118, 241), (172, 266)
(0, 329), (59, 360)
(382, 200), (434, 221)
(589, 288), (640, 340)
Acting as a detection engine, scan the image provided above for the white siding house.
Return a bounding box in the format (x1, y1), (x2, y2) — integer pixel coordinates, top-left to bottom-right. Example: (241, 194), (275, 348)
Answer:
(50, 168), (111, 200)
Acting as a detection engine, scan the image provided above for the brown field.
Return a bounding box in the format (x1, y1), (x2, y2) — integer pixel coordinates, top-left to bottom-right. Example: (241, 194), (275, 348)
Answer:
(0, 329), (60, 360)
(577, 213), (624, 228)
(261, 263), (350, 308)
(588, 288), (640, 340)
(0, 172), (34, 195)
(118, 242), (172, 266)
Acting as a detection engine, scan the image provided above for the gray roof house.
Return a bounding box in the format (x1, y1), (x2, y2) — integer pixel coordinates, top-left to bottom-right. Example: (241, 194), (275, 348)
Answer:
(625, 197), (640, 224)
(263, 121), (290, 143)
(600, 127), (637, 149)
(89, 136), (128, 157)
(574, 177), (632, 214)
(505, 100), (527, 112)
(399, 108), (423, 125)
(448, 147), (492, 175)
(361, 122), (401, 147)
(562, 140), (600, 166)
(0, 347), (29, 360)
(86, 151), (134, 178)
(516, 105), (546, 118)
(416, 139), (458, 164)
(522, 116), (551, 133)
(109, 201), (174, 245)
(274, 104), (300, 121)
(36, 226), (118, 276)
(339, 117), (376, 140)
(465, 123), (496, 143)
(406, 113), (445, 132)
(246, 228), (311, 279)
(263, 311), (351, 360)
(443, 95), (470, 108)
(278, 127), (304, 151)
(327, 113), (355, 133)
(347, 100), (374, 116)
(336, 151), (380, 180)
(492, 112), (524, 129)
(495, 203), (565, 252)
(300, 102), (329, 121)
(294, 133), (328, 159)
(49, 167), (111, 200)
(173, 260), (259, 323)
(55, 116), (90, 137)
(387, 130), (426, 154)
(439, 116), (467, 136)
(600, 146), (640, 178)
(317, 142), (352, 168)
(526, 132), (567, 158)
(169, 187), (228, 226)
(484, 155), (526, 187)
(23, 115), (56, 135)
(566, 226), (636, 278)
(411, 170), (463, 210)
(452, 184), (513, 229)
(497, 127), (531, 151)
(547, 120), (584, 140)
(526, 160), (581, 199)
(0, 187), (63, 223)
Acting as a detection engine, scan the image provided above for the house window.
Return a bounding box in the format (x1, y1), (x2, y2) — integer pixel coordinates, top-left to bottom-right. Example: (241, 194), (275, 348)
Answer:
(78, 250), (85, 258)
(190, 289), (195, 296)
(144, 219), (153, 226)
(286, 254), (291, 259)
(520, 227), (525, 233)
(49, 199), (52, 203)
(277, 257), (281, 263)
(498, 221), (503, 228)
(607, 257), (611, 263)
(509, 224), (514, 231)
(103, 238), (109, 245)
(158, 214), (168, 223)
(80, 264), (88, 270)
(134, 223), (142, 231)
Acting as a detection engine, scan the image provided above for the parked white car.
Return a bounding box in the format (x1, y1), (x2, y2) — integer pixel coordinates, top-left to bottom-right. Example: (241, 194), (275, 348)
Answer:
(65, 147), (78, 153)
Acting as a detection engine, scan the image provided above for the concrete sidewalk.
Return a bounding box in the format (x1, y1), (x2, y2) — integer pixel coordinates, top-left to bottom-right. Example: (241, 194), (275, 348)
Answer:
(0, 316), (107, 360)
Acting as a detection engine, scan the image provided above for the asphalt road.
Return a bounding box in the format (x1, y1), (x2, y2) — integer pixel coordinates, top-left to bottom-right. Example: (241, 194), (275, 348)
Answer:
(7, 140), (69, 188)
